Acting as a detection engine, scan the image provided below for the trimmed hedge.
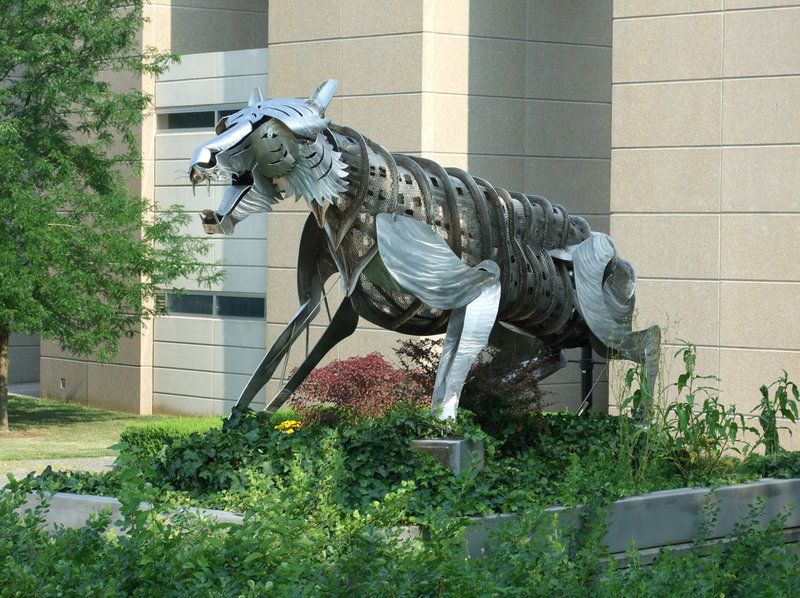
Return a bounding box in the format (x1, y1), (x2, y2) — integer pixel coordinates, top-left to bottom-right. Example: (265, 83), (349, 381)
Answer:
(119, 417), (223, 458)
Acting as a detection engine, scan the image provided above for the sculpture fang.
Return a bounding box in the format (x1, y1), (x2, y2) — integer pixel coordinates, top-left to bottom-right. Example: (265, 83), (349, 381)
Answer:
(189, 79), (660, 423)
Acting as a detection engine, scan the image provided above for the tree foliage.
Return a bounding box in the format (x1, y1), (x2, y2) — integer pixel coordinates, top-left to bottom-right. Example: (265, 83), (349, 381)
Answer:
(0, 0), (220, 431)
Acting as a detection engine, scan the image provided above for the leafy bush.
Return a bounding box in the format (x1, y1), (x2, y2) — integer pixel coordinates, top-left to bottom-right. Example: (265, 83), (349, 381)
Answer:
(8, 341), (800, 596)
(291, 352), (429, 424)
(26, 403), (681, 517)
(752, 450), (800, 479)
(395, 338), (551, 443)
(149, 404), (499, 516)
(15, 340), (800, 596)
(3, 459), (800, 597)
(757, 370), (799, 455)
(639, 342), (800, 485)
(660, 343), (757, 481)
(14, 341), (800, 542)
(119, 417), (223, 458)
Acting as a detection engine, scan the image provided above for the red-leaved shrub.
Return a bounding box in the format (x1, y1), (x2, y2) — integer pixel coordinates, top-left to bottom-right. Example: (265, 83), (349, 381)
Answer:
(291, 352), (428, 424)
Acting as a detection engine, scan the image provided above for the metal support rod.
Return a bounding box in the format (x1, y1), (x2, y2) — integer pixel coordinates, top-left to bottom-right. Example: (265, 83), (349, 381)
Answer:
(580, 343), (594, 412)
(568, 344), (606, 415)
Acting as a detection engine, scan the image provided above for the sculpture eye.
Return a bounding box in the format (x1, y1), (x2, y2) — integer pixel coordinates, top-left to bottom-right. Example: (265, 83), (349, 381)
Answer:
(214, 116), (229, 135)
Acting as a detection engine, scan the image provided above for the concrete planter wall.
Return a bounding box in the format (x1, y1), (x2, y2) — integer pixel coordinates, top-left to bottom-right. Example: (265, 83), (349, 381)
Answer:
(18, 478), (800, 566)
(463, 478), (800, 563)
(18, 492), (243, 532)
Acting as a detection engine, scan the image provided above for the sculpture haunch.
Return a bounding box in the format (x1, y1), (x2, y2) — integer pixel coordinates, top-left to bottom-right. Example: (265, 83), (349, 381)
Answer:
(189, 79), (660, 423)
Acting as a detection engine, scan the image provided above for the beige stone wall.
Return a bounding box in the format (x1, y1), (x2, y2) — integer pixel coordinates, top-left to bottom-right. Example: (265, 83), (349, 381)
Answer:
(265, 1), (613, 411)
(610, 3), (800, 427)
(147, 1), (268, 55)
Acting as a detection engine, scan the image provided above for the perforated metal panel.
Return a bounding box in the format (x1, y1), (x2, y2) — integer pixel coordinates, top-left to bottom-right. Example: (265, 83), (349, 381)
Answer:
(320, 125), (593, 342)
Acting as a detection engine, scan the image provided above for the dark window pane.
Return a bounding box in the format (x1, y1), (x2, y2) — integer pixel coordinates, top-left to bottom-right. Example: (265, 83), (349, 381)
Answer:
(162, 111), (216, 130)
(167, 293), (213, 315)
(216, 296), (265, 318)
(217, 109), (239, 119)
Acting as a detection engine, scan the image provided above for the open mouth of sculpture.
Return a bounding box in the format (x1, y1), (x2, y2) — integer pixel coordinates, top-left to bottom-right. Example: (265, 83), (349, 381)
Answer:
(190, 117), (263, 235)
(197, 168), (255, 235)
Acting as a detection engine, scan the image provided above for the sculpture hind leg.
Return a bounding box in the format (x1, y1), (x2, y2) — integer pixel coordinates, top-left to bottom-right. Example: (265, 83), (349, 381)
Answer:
(572, 233), (662, 422)
(487, 321), (569, 381)
(590, 325), (661, 421)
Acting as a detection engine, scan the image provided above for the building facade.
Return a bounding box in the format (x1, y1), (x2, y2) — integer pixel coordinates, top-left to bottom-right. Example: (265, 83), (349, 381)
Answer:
(16, 1), (799, 428)
(611, 1), (800, 418)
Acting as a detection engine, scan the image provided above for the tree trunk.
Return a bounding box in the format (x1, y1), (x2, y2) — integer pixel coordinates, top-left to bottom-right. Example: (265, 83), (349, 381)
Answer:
(0, 326), (9, 433)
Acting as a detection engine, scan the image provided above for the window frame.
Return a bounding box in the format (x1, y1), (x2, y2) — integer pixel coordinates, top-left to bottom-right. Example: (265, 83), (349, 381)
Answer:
(163, 292), (266, 320)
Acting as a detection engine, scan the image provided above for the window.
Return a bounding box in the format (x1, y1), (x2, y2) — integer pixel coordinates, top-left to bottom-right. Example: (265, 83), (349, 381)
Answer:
(161, 111), (216, 130)
(165, 293), (265, 319)
(167, 293), (213, 315)
(216, 295), (265, 318)
(157, 108), (242, 131)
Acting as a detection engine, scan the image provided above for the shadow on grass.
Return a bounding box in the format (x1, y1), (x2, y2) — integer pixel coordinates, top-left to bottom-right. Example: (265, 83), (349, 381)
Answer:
(7, 395), (135, 430)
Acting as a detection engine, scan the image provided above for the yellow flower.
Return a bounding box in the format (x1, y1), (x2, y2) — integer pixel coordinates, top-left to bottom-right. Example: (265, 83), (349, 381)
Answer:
(275, 420), (302, 434)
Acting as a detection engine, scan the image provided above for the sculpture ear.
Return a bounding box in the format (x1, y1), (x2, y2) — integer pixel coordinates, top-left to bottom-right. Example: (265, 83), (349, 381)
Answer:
(307, 79), (338, 116)
(249, 88), (263, 106)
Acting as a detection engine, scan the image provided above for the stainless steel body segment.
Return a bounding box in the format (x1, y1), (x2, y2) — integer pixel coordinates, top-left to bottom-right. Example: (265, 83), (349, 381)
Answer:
(189, 79), (661, 423)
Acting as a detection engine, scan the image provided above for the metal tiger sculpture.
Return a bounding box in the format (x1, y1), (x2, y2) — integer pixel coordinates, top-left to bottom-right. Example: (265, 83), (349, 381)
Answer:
(189, 79), (660, 424)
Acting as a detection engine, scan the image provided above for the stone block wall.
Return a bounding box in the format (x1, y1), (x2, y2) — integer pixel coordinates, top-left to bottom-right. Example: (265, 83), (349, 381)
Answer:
(610, 2), (800, 439)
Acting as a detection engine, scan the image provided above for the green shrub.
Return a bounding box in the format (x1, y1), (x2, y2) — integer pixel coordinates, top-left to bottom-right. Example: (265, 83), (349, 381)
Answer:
(635, 342), (800, 485)
(749, 450), (800, 479)
(16, 341), (800, 530)
(756, 370), (799, 456)
(660, 342), (758, 482)
(18, 404), (686, 517)
(130, 405), (675, 517)
(119, 417), (223, 458)
(2, 460), (799, 597)
(151, 404), (481, 514)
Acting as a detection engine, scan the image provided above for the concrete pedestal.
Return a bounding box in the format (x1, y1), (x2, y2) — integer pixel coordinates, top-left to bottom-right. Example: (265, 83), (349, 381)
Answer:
(411, 438), (484, 475)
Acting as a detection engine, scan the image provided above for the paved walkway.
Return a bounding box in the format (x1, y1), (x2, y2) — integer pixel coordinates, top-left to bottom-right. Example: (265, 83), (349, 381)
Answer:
(0, 456), (116, 489)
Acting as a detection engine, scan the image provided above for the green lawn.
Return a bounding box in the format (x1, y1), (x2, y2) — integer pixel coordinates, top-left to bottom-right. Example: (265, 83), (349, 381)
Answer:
(0, 395), (217, 461)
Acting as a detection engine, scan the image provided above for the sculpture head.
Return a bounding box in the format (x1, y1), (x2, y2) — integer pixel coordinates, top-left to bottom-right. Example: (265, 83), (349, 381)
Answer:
(190, 79), (348, 234)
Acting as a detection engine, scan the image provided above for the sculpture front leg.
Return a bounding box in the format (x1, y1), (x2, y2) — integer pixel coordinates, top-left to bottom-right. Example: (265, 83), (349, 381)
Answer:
(375, 214), (502, 420)
(432, 268), (502, 419)
(227, 299), (319, 426)
(265, 298), (359, 416)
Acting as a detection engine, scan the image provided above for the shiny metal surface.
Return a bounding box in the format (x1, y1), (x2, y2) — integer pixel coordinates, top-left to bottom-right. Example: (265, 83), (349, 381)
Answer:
(431, 263), (502, 419)
(227, 299), (317, 427)
(375, 213), (497, 310)
(190, 80), (661, 422)
(266, 299), (359, 416)
(573, 234), (661, 418)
